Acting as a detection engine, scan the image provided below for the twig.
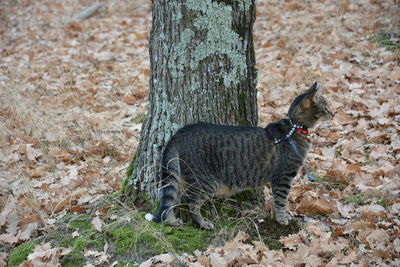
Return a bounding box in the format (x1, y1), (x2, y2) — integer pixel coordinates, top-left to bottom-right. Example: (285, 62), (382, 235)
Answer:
(66, 3), (104, 24)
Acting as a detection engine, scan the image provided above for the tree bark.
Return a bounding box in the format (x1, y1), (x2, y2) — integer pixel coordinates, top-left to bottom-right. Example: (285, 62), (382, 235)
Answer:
(123, 0), (258, 202)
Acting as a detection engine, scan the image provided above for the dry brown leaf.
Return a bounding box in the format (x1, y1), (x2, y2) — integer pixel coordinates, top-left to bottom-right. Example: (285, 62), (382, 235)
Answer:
(280, 233), (303, 250)
(365, 229), (389, 250)
(209, 252), (228, 267)
(296, 197), (338, 216)
(338, 249), (358, 264)
(122, 95), (137, 105)
(0, 252), (7, 267)
(139, 253), (178, 267)
(233, 231), (249, 243)
(19, 222), (38, 241)
(91, 216), (103, 232)
(358, 204), (386, 220)
(0, 196), (17, 227)
(6, 210), (19, 235)
(26, 144), (43, 161)
(83, 247), (110, 265)
(29, 165), (50, 178)
(0, 233), (19, 245)
(25, 242), (71, 267)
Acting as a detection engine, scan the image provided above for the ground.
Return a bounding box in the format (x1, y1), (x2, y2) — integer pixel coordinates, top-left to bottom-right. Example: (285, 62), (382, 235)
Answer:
(0, 0), (399, 266)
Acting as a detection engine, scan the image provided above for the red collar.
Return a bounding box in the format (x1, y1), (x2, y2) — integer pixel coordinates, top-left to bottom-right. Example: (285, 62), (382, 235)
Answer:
(295, 128), (308, 135)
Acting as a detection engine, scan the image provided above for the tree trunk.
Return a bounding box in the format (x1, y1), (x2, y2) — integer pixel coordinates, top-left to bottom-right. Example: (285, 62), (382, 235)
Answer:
(123, 0), (257, 202)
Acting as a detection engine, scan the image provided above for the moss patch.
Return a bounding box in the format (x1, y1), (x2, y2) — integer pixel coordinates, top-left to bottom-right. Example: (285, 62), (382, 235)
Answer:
(132, 113), (146, 124)
(103, 211), (213, 263)
(346, 193), (367, 205)
(121, 153), (137, 194)
(8, 193), (303, 266)
(126, 157), (135, 180)
(8, 239), (40, 266)
(373, 32), (400, 51)
(316, 174), (348, 191)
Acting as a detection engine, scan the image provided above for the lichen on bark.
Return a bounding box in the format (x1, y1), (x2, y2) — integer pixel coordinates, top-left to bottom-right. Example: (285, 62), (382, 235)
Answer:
(186, 0), (249, 88)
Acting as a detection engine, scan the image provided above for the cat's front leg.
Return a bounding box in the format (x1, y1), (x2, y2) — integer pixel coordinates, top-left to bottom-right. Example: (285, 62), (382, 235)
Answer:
(271, 181), (292, 225)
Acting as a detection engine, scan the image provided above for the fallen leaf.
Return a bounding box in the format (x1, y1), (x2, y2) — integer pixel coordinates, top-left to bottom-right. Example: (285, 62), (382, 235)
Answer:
(71, 231), (80, 238)
(280, 233), (303, 250)
(26, 144), (43, 161)
(25, 242), (71, 267)
(91, 216), (103, 232)
(296, 197), (338, 216)
(365, 229), (389, 250)
(19, 222), (38, 241)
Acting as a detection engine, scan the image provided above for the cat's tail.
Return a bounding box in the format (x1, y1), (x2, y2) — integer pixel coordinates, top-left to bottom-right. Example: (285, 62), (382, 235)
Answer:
(145, 146), (180, 223)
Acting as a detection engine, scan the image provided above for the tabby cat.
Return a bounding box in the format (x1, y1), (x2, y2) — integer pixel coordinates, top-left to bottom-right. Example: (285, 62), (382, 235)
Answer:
(146, 82), (333, 230)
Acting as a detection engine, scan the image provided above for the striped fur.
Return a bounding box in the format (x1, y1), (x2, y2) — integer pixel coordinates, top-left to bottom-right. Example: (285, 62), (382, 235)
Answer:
(149, 82), (333, 229)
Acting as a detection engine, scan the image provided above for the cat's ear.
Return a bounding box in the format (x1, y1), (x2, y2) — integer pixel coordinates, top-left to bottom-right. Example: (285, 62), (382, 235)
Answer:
(301, 82), (319, 108)
(306, 82), (322, 101)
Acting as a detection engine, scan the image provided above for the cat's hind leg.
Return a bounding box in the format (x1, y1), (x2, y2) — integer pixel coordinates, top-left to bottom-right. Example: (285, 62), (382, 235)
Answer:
(188, 198), (214, 230)
(164, 208), (183, 227)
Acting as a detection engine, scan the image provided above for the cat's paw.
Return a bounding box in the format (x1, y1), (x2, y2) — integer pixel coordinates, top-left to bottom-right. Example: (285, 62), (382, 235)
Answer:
(166, 218), (183, 227)
(275, 213), (291, 226)
(199, 221), (214, 231)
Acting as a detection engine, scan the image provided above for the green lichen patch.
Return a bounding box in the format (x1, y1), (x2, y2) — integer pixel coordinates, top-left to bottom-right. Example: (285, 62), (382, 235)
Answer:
(166, 0), (250, 88)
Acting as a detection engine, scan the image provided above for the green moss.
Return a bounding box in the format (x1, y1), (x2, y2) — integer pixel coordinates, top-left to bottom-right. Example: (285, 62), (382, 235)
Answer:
(132, 113), (146, 124)
(60, 251), (85, 267)
(107, 226), (142, 254)
(49, 230), (74, 249)
(316, 174), (347, 191)
(346, 193), (367, 205)
(8, 240), (40, 266)
(72, 237), (90, 252)
(126, 156), (136, 180)
(51, 214), (106, 249)
(9, 192), (303, 266)
(156, 224), (210, 253)
(115, 262), (139, 267)
(105, 215), (213, 258)
(377, 198), (390, 209)
(44, 216), (106, 267)
(68, 216), (93, 231)
(373, 32), (400, 51)
(121, 153), (137, 195)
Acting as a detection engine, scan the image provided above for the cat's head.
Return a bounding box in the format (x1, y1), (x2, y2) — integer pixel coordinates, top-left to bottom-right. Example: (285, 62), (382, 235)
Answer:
(288, 82), (333, 128)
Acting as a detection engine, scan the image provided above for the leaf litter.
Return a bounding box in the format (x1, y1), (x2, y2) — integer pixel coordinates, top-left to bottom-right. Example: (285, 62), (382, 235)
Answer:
(0, 0), (399, 266)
